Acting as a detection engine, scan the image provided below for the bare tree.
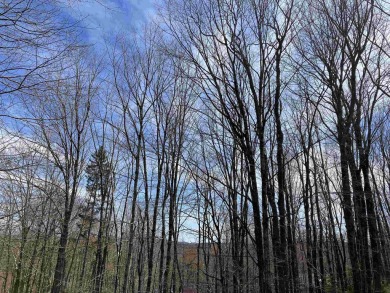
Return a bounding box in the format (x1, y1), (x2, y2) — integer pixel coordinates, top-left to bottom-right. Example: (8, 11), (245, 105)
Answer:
(0, 0), (76, 96)
(22, 51), (101, 293)
(295, 0), (390, 291)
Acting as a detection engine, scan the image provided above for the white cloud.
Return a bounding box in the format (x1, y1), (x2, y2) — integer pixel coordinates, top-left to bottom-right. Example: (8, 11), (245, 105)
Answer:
(62, 0), (154, 47)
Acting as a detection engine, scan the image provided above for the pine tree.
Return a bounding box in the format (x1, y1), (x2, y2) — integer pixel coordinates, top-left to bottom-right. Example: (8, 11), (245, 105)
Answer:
(85, 146), (113, 293)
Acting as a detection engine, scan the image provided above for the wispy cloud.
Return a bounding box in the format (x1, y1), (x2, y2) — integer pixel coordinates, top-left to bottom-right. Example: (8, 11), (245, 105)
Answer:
(63, 0), (154, 47)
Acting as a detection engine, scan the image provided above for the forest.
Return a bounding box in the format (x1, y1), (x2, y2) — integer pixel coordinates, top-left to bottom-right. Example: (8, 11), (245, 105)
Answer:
(0, 0), (389, 292)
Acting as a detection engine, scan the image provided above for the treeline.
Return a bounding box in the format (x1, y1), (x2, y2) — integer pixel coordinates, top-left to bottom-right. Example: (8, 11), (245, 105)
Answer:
(0, 0), (389, 293)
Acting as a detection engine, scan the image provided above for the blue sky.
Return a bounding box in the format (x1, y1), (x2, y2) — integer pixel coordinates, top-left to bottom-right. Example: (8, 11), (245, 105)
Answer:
(63, 0), (155, 46)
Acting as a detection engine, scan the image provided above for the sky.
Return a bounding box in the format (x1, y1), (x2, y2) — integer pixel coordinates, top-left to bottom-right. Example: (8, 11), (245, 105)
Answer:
(63, 0), (155, 47)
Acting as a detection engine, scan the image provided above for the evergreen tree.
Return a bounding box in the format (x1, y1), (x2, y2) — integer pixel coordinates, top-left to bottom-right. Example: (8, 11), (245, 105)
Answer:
(85, 146), (113, 293)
